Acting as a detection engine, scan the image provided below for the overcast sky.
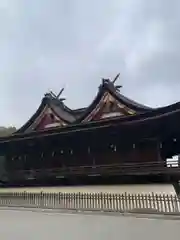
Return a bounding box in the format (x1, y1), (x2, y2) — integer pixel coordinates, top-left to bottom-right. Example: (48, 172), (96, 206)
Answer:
(0, 0), (180, 128)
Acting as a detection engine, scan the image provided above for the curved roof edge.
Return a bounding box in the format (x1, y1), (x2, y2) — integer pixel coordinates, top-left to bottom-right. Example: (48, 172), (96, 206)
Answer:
(14, 94), (76, 134)
(14, 78), (180, 134)
(2, 100), (180, 142)
(15, 97), (48, 134)
(75, 79), (153, 123)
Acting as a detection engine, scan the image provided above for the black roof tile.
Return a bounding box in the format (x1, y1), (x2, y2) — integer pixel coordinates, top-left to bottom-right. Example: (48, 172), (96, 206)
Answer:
(14, 78), (176, 135)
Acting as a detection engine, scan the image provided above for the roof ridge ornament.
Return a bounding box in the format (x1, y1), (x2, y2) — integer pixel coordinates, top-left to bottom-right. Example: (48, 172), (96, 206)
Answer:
(56, 88), (65, 99)
(112, 73), (122, 92)
(101, 73), (122, 92)
(106, 73), (122, 92)
(45, 87), (66, 101)
(112, 73), (120, 84)
(49, 91), (56, 98)
(102, 78), (110, 84)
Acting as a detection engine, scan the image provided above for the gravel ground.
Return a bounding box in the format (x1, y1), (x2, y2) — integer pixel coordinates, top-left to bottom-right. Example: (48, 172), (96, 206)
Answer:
(0, 209), (179, 240)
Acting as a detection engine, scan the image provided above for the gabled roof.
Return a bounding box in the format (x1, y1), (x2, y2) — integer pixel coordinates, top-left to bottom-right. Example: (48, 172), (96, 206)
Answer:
(76, 79), (152, 122)
(2, 100), (180, 143)
(15, 93), (77, 134)
(14, 77), (154, 134)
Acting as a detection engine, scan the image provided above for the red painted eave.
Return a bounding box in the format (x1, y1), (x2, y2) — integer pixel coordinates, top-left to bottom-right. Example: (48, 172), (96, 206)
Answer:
(1, 101), (180, 143)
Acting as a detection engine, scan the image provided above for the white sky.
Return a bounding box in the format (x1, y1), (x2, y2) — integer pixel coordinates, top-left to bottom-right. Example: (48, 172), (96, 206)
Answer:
(0, 0), (180, 128)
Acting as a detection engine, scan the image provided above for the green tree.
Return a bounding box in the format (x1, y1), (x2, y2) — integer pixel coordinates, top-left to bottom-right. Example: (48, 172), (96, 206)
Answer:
(0, 126), (16, 137)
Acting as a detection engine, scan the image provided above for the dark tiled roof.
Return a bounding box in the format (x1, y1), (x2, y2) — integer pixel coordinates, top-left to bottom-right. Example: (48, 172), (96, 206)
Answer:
(15, 78), (174, 135)
(75, 79), (152, 122)
(106, 80), (152, 111)
(15, 94), (76, 134)
(62, 105), (86, 119)
(2, 101), (180, 142)
(15, 97), (48, 134)
(49, 98), (76, 123)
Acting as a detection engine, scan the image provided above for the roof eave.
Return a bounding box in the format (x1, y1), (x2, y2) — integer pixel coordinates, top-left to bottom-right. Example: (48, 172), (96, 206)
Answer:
(2, 101), (180, 143)
(14, 97), (48, 134)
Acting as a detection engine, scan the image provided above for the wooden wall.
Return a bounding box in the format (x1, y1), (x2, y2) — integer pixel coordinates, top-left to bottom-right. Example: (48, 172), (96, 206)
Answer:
(5, 136), (162, 173)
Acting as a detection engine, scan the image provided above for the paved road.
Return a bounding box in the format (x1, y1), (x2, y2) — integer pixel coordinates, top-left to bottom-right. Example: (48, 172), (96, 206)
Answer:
(0, 209), (179, 240)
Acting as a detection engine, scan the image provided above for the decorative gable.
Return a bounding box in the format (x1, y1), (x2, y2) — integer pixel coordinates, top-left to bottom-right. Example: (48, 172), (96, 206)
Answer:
(83, 92), (136, 122)
(15, 75), (152, 134)
(26, 107), (66, 131)
(35, 108), (66, 130)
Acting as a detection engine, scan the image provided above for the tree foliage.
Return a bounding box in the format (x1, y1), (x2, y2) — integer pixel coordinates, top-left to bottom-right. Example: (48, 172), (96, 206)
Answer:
(0, 127), (16, 137)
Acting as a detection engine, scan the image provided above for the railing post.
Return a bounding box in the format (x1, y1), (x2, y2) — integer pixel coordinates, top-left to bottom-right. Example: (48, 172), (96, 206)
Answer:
(40, 191), (44, 208)
(0, 191), (179, 214)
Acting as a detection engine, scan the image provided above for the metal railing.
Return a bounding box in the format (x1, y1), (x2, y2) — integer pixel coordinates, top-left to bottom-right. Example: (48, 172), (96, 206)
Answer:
(0, 191), (180, 215)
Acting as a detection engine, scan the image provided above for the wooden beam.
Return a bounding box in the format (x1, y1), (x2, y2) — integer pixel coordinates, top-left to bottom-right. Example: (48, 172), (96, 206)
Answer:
(112, 73), (120, 84)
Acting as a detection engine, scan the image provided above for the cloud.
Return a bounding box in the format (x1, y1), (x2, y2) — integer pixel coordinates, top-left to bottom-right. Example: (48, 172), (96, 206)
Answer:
(0, 0), (180, 127)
